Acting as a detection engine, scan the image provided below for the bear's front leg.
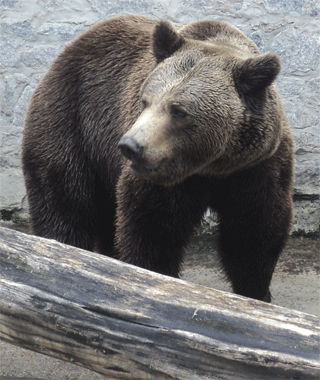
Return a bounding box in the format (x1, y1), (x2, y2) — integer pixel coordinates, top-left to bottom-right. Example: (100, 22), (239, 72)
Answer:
(115, 170), (209, 277)
(213, 160), (293, 302)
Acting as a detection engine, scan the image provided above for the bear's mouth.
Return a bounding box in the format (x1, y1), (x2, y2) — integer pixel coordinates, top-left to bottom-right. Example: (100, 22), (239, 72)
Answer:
(130, 157), (187, 187)
(130, 161), (161, 177)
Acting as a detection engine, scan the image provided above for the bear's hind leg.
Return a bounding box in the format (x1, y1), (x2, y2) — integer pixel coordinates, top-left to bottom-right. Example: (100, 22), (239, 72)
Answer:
(28, 189), (96, 251)
(24, 164), (98, 252)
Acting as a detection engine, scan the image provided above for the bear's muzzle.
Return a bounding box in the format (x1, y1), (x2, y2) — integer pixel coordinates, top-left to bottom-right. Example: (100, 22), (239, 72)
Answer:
(118, 136), (144, 163)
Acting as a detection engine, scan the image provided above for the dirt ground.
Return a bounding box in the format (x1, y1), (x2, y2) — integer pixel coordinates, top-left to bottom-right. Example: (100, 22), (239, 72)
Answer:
(0, 230), (319, 380)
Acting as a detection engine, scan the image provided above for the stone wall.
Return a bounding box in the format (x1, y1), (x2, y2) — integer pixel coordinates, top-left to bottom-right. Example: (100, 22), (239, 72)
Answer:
(1, 0), (319, 235)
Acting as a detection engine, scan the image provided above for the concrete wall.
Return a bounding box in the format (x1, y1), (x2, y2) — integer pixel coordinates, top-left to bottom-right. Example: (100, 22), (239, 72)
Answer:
(1, 0), (319, 235)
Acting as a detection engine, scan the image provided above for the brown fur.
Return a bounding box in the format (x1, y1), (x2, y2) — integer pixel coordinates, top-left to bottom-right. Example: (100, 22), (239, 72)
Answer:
(22, 15), (294, 302)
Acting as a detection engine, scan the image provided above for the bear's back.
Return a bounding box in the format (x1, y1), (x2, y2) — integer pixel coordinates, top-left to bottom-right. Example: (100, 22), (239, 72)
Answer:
(179, 19), (260, 56)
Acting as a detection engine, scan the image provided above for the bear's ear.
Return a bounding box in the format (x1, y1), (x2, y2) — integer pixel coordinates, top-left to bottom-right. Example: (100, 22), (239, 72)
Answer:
(235, 53), (281, 95)
(153, 21), (185, 63)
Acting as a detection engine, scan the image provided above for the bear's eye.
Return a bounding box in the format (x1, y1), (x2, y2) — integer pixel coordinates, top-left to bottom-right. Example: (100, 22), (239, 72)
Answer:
(141, 99), (148, 111)
(170, 106), (187, 119)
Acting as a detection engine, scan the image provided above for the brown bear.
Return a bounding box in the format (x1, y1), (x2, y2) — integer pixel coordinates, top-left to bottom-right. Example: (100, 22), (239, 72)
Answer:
(22, 15), (294, 302)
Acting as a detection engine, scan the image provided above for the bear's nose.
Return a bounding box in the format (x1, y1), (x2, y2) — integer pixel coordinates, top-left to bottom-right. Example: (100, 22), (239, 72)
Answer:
(118, 136), (144, 162)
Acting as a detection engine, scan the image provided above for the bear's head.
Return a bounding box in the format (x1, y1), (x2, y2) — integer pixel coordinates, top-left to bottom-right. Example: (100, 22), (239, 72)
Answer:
(119, 21), (282, 186)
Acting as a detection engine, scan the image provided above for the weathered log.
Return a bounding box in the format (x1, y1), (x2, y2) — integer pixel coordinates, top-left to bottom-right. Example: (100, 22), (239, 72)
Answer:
(0, 226), (319, 379)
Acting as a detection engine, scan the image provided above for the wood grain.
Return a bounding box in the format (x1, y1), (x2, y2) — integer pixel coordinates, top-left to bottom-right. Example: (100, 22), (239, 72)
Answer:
(0, 227), (319, 379)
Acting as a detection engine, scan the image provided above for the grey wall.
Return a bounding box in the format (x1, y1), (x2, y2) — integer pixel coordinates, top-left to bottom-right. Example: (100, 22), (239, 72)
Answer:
(1, 0), (319, 235)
